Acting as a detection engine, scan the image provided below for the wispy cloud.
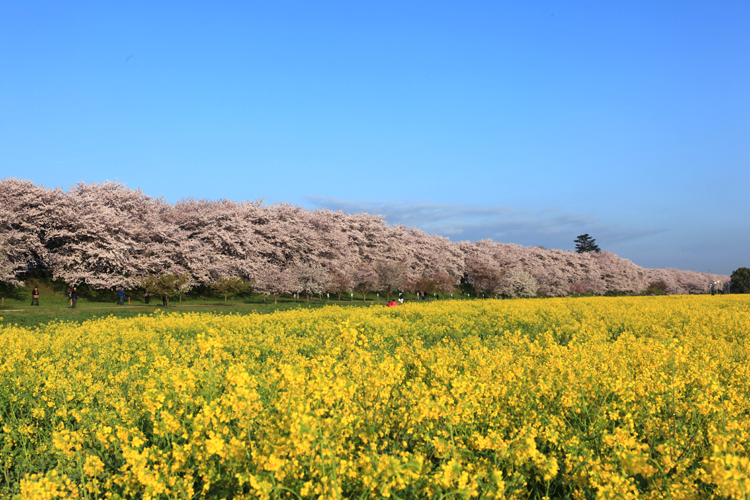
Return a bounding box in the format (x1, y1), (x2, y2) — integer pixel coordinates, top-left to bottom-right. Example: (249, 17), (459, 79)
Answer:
(304, 196), (663, 250)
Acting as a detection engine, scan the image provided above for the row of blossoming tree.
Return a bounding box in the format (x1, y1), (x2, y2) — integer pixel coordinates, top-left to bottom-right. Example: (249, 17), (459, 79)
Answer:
(0, 178), (729, 298)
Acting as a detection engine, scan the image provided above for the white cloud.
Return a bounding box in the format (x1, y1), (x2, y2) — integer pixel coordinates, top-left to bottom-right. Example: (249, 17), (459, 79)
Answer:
(304, 195), (663, 250)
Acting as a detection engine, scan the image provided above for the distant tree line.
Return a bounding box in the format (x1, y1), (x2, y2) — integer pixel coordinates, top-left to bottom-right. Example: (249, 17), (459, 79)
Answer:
(0, 178), (732, 298)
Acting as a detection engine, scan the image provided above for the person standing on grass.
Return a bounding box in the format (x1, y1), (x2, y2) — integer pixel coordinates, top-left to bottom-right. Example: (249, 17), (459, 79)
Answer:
(399, 292), (404, 304)
(31, 287), (39, 306)
(118, 286), (125, 305)
(71, 287), (78, 308)
(68, 287), (73, 307)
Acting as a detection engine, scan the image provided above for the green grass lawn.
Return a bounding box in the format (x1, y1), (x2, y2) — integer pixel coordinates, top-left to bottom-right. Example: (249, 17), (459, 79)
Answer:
(0, 302), (332, 328)
(0, 292), (390, 328)
(0, 273), (465, 328)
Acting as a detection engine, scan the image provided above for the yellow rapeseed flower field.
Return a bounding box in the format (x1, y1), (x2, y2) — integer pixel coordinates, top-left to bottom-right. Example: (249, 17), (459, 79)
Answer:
(1, 295), (749, 499)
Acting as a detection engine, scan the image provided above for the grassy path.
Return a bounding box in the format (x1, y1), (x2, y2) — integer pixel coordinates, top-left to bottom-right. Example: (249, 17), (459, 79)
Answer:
(0, 297), (415, 328)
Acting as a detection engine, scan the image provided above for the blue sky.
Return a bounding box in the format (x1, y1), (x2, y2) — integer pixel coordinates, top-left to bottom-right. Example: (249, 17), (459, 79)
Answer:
(2, 1), (748, 274)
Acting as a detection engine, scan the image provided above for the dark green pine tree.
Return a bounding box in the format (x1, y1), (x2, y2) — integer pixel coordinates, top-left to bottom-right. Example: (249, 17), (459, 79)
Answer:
(574, 234), (601, 253)
(730, 267), (750, 294)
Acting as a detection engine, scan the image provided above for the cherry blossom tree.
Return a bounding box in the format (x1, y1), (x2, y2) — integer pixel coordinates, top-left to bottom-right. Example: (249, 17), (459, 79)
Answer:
(45, 181), (159, 289)
(328, 265), (356, 301)
(375, 260), (406, 301)
(291, 261), (331, 302)
(580, 273), (608, 295)
(590, 251), (647, 294)
(161, 198), (275, 285)
(570, 282), (587, 295)
(0, 178), (732, 298)
(502, 268), (539, 297)
(535, 266), (570, 297)
(341, 213), (391, 266)
(388, 226), (464, 288)
(432, 271), (456, 295)
(255, 265), (298, 304)
(404, 275), (444, 299)
(643, 268), (728, 295)
(0, 178), (63, 282)
(308, 210), (354, 271)
(465, 253), (504, 297)
(353, 266), (378, 301)
(0, 234), (15, 284)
